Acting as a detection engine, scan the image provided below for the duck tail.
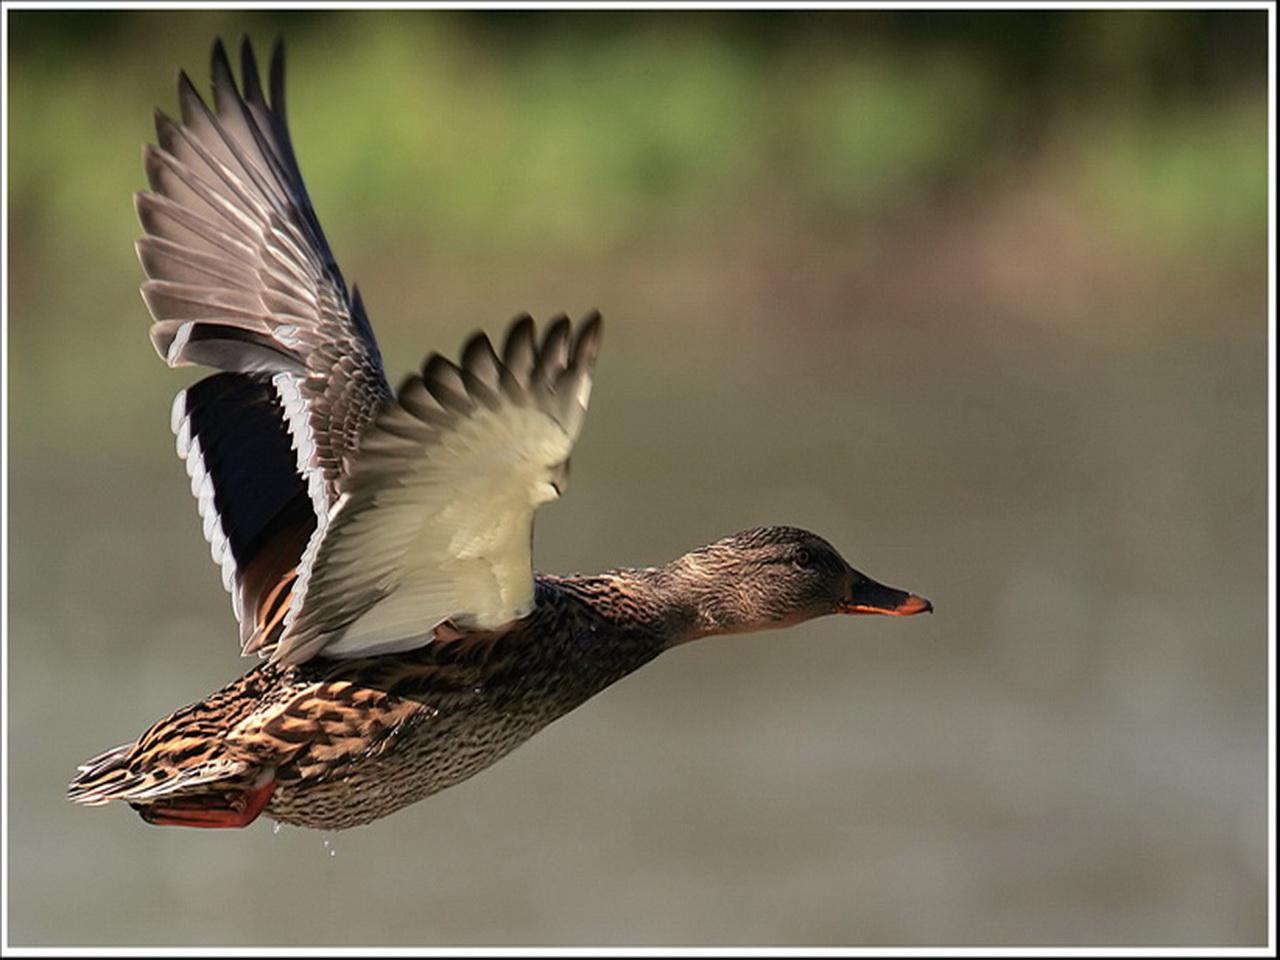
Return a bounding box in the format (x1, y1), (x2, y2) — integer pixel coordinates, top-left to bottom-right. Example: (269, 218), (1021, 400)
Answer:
(66, 742), (142, 806)
(68, 737), (277, 828)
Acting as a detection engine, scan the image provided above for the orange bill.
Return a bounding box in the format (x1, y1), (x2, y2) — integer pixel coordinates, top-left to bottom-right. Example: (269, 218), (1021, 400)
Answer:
(838, 575), (933, 616)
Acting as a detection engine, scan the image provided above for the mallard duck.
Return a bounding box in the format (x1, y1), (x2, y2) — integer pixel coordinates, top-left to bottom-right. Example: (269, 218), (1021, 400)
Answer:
(67, 38), (932, 831)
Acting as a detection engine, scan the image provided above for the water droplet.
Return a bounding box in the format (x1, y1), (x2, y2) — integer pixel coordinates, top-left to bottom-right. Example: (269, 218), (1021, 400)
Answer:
(322, 835), (337, 859)
(272, 822), (282, 835)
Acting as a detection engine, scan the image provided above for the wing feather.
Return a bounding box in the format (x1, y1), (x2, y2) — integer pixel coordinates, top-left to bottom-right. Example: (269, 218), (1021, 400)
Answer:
(270, 313), (602, 665)
(137, 37), (391, 649)
(138, 39), (605, 670)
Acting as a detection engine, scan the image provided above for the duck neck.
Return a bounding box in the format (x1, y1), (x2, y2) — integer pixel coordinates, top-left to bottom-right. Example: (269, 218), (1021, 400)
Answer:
(597, 552), (771, 645)
(546, 560), (743, 652)
(639, 559), (767, 644)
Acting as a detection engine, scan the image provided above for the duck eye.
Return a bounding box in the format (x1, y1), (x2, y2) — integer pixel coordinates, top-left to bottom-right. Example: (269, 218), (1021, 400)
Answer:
(793, 547), (814, 568)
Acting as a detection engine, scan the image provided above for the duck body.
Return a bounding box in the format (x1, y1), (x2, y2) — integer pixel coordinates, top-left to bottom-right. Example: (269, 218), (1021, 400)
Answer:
(80, 576), (664, 831)
(68, 38), (933, 831)
(72, 529), (932, 830)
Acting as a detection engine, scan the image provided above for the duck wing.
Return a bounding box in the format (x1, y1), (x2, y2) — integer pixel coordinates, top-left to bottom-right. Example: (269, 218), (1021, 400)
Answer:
(137, 38), (393, 648)
(270, 313), (602, 666)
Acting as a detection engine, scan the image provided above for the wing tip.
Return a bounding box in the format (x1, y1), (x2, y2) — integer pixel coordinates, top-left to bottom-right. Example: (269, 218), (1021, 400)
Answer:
(269, 35), (287, 113)
(209, 35), (234, 85)
(572, 310), (603, 369)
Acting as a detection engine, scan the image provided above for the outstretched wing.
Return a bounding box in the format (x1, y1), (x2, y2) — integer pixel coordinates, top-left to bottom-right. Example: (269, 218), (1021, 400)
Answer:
(136, 37), (393, 645)
(270, 313), (602, 666)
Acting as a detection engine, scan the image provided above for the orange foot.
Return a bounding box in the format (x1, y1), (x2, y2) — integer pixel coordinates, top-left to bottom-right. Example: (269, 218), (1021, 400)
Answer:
(134, 780), (277, 829)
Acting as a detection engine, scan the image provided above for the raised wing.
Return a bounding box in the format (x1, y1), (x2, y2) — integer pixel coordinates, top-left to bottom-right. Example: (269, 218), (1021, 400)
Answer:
(270, 313), (602, 666)
(137, 38), (393, 645)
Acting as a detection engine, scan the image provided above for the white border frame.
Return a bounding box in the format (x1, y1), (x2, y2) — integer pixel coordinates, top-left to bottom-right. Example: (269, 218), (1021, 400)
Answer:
(2, 2), (1274, 956)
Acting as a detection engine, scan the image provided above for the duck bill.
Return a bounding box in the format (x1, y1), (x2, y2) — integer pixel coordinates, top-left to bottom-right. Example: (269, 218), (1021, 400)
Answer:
(838, 577), (933, 616)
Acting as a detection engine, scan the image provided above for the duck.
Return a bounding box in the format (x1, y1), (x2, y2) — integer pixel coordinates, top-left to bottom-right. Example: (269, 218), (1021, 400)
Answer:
(67, 37), (932, 831)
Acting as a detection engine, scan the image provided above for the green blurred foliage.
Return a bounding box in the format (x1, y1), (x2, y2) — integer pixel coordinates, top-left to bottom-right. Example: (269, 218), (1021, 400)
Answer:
(6, 8), (1266, 445)
(8, 9), (1268, 258)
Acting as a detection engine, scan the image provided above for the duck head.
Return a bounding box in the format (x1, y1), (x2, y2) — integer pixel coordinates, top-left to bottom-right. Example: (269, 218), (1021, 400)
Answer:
(656, 526), (932, 643)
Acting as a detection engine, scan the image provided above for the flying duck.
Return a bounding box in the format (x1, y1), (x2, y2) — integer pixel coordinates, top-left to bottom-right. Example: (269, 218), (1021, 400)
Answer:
(67, 38), (932, 830)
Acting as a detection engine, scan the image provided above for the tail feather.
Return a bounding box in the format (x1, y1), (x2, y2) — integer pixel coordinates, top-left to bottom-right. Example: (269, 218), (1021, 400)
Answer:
(67, 742), (140, 806)
(69, 748), (251, 811)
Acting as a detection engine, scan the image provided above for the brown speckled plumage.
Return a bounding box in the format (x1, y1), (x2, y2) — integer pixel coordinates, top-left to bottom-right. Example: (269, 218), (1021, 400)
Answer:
(71, 573), (668, 830)
(71, 535), (929, 830)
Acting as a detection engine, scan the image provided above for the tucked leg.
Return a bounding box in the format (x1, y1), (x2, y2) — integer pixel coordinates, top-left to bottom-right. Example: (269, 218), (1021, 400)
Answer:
(133, 780), (277, 829)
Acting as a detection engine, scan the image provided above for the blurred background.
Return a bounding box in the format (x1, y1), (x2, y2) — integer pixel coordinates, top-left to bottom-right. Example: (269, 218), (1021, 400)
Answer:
(5, 7), (1270, 948)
